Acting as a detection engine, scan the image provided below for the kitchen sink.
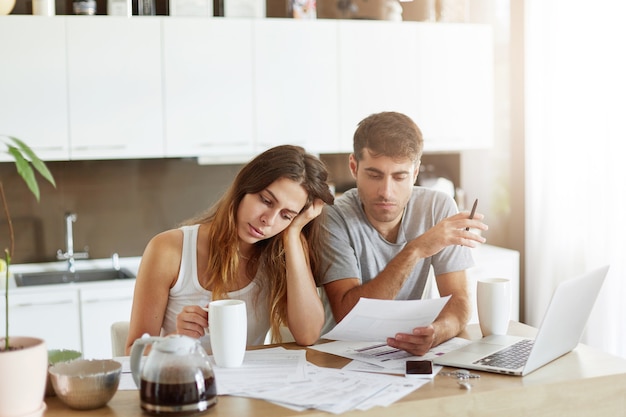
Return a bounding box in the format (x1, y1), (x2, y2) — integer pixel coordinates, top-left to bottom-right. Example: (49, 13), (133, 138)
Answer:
(13, 268), (135, 287)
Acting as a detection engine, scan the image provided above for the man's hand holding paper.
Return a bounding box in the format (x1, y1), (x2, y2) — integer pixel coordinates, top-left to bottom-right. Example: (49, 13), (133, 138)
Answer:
(386, 324), (436, 357)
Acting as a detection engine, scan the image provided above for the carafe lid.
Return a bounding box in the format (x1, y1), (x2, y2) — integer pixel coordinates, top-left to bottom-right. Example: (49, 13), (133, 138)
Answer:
(155, 335), (199, 354)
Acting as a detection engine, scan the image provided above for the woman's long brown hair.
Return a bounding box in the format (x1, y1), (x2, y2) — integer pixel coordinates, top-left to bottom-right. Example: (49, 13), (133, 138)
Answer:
(183, 145), (334, 342)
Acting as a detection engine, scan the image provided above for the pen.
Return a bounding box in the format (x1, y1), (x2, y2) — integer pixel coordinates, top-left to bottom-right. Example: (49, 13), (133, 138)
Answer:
(466, 198), (478, 231)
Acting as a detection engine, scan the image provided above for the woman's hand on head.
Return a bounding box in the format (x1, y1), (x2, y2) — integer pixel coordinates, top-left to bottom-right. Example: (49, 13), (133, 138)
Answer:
(290, 198), (325, 231)
(175, 305), (209, 339)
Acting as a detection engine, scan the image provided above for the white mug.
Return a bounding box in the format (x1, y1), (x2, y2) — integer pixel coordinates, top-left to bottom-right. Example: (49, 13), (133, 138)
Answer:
(32, 0), (55, 15)
(208, 299), (247, 368)
(477, 278), (511, 337)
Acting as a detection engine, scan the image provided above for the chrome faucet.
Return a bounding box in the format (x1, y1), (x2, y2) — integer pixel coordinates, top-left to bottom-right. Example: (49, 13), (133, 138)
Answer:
(57, 212), (89, 272)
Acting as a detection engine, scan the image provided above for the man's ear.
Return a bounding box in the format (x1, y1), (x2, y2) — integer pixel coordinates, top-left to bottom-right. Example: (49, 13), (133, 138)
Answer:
(349, 153), (358, 179)
(413, 160), (421, 184)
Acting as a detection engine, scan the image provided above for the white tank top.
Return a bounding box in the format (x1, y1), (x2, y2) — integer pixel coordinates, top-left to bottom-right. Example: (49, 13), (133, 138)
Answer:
(161, 225), (271, 351)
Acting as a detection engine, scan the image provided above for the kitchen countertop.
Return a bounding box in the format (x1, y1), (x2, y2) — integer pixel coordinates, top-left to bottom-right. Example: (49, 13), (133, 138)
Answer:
(1, 256), (141, 293)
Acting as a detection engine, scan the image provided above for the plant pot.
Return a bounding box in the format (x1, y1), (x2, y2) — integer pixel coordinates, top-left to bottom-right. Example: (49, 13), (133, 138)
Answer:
(0, 337), (48, 417)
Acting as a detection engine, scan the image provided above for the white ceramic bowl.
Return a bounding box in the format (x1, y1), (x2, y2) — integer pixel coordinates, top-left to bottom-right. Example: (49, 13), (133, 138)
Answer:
(48, 359), (121, 410)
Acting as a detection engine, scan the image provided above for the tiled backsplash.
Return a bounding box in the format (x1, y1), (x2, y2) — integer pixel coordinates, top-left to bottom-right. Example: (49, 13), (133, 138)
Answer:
(0, 153), (458, 264)
(1, 158), (243, 264)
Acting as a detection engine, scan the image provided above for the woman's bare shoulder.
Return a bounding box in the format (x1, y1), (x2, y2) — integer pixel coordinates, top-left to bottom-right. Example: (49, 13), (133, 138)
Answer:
(140, 228), (185, 276)
(149, 228), (184, 249)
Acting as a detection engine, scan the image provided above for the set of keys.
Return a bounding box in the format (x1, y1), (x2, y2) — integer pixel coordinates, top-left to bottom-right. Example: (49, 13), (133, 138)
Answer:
(440, 369), (481, 379)
(439, 369), (480, 390)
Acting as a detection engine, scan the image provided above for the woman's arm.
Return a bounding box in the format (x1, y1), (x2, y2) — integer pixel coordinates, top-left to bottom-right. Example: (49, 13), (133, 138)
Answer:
(124, 229), (182, 354)
(282, 199), (326, 346)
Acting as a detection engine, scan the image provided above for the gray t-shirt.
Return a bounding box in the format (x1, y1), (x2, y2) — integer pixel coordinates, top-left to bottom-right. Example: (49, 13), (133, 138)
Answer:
(318, 187), (474, 332)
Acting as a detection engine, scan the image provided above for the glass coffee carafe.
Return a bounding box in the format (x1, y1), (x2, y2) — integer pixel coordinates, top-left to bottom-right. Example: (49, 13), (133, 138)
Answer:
(130, 334), (217, 415)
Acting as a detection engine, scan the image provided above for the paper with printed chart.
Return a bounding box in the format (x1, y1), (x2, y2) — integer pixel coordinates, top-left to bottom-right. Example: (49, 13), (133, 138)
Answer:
(311, 337), (471, 373)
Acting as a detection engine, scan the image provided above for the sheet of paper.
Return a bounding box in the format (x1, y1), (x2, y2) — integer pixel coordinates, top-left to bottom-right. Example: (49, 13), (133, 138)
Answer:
(212, 347), (308, 395)
(113, 347), (307, 393)
(353, 373), (429, 410)
(310, 337), (472, 373)
(341, 358), (443, 379)
(230, 363), (426, 414)
(322, 296), (451, 342)
(114, 356), (139, 390)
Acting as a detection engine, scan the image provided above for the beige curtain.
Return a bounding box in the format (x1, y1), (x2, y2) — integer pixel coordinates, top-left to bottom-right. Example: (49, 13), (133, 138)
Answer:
(525, 0), (626, 358)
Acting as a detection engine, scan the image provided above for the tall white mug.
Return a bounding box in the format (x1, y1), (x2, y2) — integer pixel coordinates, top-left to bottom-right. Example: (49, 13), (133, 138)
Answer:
(477, 278), (511, 337)
(209, 299), (247, 368)
(32, 0), (55, 15)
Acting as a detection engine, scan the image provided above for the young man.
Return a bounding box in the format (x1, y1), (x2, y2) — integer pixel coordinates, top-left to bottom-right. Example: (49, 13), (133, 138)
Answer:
(318, 112), (488, 356)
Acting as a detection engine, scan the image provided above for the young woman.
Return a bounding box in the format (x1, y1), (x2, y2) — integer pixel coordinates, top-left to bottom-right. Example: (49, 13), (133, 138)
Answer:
(125, 145), (335, 354)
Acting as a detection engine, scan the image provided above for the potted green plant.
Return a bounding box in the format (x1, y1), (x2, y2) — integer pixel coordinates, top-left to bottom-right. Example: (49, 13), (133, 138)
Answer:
(1, 135), (56, 417)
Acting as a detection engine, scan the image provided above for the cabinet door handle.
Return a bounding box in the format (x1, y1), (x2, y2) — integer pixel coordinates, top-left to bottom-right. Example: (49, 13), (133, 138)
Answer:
(30, 146), (66, 152)
(82, 297), (132, 304)
(72, 145), (126, 151)
(197, 141), (249, 148)
(12, 300), (75, 308)
(256, 140), (306, 148)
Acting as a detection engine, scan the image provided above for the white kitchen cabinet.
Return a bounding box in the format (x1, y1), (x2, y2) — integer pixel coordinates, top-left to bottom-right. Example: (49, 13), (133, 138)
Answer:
(416, 24), (494, 151)
(254, 19), (341, 154)
(80, 281), (135, 359)
(2, 257), (141, 358)
(0, 16), (69, 161)
(1, 288), (81, 352)
(338, 21), (493, 152)
(1, 16), (493, 160)
(0, 281), (135, 359)
(338, 20), (422, 151)
(66, 16), (164, 160)
(162, 18), (255, 160)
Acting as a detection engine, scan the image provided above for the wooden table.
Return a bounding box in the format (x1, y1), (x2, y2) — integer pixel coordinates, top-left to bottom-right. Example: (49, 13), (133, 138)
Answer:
(43, 322), (626, 417)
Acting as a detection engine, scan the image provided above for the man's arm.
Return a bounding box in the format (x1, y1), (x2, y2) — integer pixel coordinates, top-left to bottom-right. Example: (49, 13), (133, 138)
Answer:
(431, 270), (472, 340)
(323, 240), (426, 322)
(324, 210), (485, 323)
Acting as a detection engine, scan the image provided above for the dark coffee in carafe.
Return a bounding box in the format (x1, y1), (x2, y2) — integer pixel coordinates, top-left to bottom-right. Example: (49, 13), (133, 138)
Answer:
(140, 374), (217, 415)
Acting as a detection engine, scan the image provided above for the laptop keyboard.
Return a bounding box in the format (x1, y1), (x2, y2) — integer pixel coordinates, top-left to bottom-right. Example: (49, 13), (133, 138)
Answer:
(473, 339), (535, 369)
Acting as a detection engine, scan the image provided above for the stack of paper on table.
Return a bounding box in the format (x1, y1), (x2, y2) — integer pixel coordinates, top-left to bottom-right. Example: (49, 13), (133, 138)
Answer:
(116, 348), (428, 414)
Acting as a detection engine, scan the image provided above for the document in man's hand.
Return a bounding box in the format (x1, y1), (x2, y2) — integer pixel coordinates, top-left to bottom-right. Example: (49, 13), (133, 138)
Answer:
(322, 296), (451, 342)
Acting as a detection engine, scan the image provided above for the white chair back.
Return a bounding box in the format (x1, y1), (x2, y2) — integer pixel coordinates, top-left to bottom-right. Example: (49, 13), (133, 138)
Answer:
(110, 321), (130, 357)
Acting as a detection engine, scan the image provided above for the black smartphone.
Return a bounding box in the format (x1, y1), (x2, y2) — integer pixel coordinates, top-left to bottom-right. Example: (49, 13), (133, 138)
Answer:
(405, 360), (434, 378)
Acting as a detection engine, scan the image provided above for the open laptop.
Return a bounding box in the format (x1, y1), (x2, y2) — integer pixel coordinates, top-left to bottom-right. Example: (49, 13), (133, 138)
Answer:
(434, 265), (609, 376)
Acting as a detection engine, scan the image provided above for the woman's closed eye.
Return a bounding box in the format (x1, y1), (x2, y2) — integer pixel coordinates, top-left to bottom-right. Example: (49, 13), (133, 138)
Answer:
(259, 194), (294, 221)
(281, 211), (295, 221)
(260, 194), (273, 206)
